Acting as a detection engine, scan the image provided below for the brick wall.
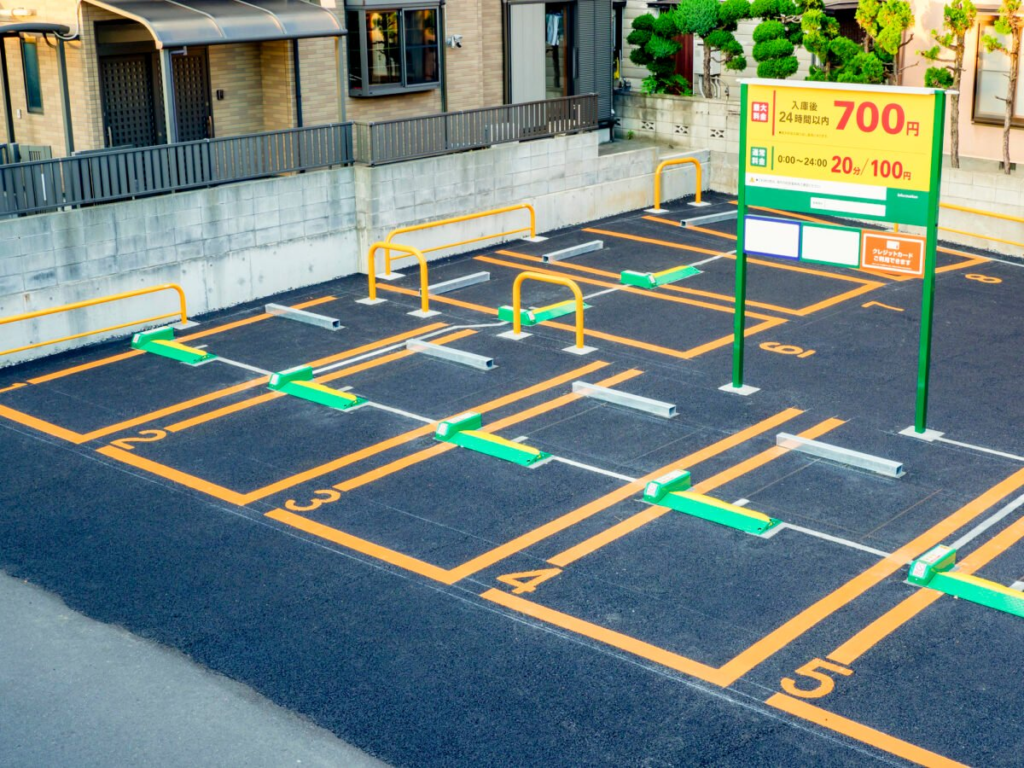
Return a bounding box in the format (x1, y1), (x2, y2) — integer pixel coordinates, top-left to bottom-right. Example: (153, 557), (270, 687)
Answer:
(209, 44), (265, 136)
(261, 41), (296, 132)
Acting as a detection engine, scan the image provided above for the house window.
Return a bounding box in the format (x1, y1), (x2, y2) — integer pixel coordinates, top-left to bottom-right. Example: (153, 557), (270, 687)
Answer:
(973, 18), (1024, 126)
(21, 38), (43, 114)
(347, 6), (440, 96)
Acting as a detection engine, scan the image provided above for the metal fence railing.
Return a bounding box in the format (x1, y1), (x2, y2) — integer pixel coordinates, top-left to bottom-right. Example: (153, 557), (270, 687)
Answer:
(353, 93), (599, 166)
(0, 123), (354, 217)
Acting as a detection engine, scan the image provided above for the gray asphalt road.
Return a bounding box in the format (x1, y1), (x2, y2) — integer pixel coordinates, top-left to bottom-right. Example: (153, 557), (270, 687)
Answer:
(0, 573), (388, 768)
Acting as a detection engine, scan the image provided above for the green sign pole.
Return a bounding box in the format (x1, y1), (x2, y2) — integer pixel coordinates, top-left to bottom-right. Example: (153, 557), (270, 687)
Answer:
(914, 92), (947, 433)
(732, 83), (749, 389)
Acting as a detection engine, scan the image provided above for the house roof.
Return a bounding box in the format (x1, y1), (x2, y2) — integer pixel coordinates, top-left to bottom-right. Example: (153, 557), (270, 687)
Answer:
(85, 0), (344, 49)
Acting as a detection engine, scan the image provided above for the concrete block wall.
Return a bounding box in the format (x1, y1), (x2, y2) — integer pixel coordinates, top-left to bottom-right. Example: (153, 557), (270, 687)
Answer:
(616, 92), (739, 193)
(354, 132), (705, 271)
(0, 168), (358, 365)
(0, 130), (701, 366)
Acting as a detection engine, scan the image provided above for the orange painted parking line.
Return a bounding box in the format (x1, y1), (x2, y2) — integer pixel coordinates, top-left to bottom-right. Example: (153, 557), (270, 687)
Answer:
(583, 227), (722, 256)
(476, 256), (778, 319)
(482, 588), (724, 682)
(379, 283), (500, 316)
(381, 278), (781, 362)
(641, 216), (740, 243)
(829, 480), (1024, 666)
(100, 361), (610, 507)
(496, 249), (803, 317)
(720, 253), (879, 286)
(90, 325), (450, 440)
(97, 445), (248, 505)
(240, 360), (610, 504)
(0, 403), (89, 443)
(164, 328), (473, 434)
(335, 369), (643, 494)
(166, 389), (280, 433)
(544, 408), (804, 567)
(549, 416), (840, 568)
(267, 508), (453, 581)
(301, 322), (447, 370)
(27, 349), (147, 385)
(0, 382), (27, 394)
(675, 317), (787, 360)
(765, 694), (967, 768)
(85, 378), (272, 441)
(26, 295), (338, 385)
(935, 255), (989, 273)
(720, 464), (1024, 682)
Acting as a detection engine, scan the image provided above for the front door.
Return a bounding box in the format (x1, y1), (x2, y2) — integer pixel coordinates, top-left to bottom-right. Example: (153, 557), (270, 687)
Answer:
(100, 54), (159, 148)
(172, 49), (212, 142)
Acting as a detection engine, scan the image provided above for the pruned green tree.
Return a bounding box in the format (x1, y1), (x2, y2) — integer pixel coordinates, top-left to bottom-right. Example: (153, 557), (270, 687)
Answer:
(676, 0), (751, 97)
(802, 7), (883, 82)
(627, 13), (691, 94)
(982, 0), (1024, 173)
(856, 0), (914, 82)
(919, 0), (977, 167)
(750, 0), (803, 79)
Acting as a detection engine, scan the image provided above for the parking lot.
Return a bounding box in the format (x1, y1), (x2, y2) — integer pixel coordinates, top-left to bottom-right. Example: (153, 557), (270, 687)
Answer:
(1, 192), (1021, 766)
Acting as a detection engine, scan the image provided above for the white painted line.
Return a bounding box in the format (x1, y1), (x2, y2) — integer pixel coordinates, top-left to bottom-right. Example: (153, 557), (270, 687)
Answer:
(732, 498), (750, 507)
(214, 357), (273, 376)
(364, 402), (435, 424)
(688, 254), (727, 268)
(1010, 581), (1024, 592)
(782, 522), (891, 558)
(551, 456), (638, 483)
(312, 322), (504, 376)
(583, 287), (621, 300)
(936, 436), (1024, 463)
(949, 491), (1024, 550)
(758, 521), (889, 556)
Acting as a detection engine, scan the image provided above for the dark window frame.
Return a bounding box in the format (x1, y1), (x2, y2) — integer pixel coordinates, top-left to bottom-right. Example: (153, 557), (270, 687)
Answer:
(20, 36), (44, 114)
(346, 5), (441, 97)
(972, 16), (1024, 128)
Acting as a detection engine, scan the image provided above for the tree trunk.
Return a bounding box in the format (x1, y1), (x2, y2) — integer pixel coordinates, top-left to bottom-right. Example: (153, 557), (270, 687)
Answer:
(1005, 28), (1020, 174)
(703, 41), (712, 98)
(951, 42), (964, 169)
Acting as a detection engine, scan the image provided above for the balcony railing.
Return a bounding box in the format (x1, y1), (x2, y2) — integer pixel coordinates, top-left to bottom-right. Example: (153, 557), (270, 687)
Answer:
(353, 93), (599, 166)
(0, 123), (354, 217)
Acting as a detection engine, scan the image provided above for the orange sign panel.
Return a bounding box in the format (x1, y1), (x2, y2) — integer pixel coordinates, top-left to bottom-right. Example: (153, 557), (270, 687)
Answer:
(860, 231), (925, 276)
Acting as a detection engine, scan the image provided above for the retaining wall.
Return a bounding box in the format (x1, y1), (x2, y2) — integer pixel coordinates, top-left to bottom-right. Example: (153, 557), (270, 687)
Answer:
(0, 131), (703, 365)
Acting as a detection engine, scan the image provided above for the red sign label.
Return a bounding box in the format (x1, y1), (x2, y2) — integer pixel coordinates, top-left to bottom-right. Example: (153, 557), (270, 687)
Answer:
(861, 231), (925, 277)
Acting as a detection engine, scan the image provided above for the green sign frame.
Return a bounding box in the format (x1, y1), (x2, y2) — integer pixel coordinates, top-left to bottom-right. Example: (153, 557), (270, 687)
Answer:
(732, 79), (946, 433)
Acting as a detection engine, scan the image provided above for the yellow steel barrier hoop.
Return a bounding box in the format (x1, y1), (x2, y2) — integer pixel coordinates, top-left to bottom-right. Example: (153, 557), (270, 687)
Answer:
(382, 203), (537, 274)
(512, 271), (586, 349)
(367, 242), (430, 315)
(0, 283), (188, 359)
(653, 158), (703, 211)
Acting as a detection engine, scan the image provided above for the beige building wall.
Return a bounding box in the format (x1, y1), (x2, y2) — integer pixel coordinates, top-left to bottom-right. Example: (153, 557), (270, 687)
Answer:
(0, 0), (512, 158)
(902, 0), (1024, 166)
(0, 0), (111, 157)
(443, 0), (504, 111)
(209, 44), (265, 136)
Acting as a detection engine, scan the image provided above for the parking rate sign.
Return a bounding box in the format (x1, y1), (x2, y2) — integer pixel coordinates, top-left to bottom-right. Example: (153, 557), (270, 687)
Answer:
(742, 80), (943, 226)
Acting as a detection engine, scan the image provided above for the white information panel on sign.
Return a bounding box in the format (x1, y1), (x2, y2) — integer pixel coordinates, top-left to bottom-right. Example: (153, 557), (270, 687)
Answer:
(801, 223), (861, 268)
(744, 216), (800, 260)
